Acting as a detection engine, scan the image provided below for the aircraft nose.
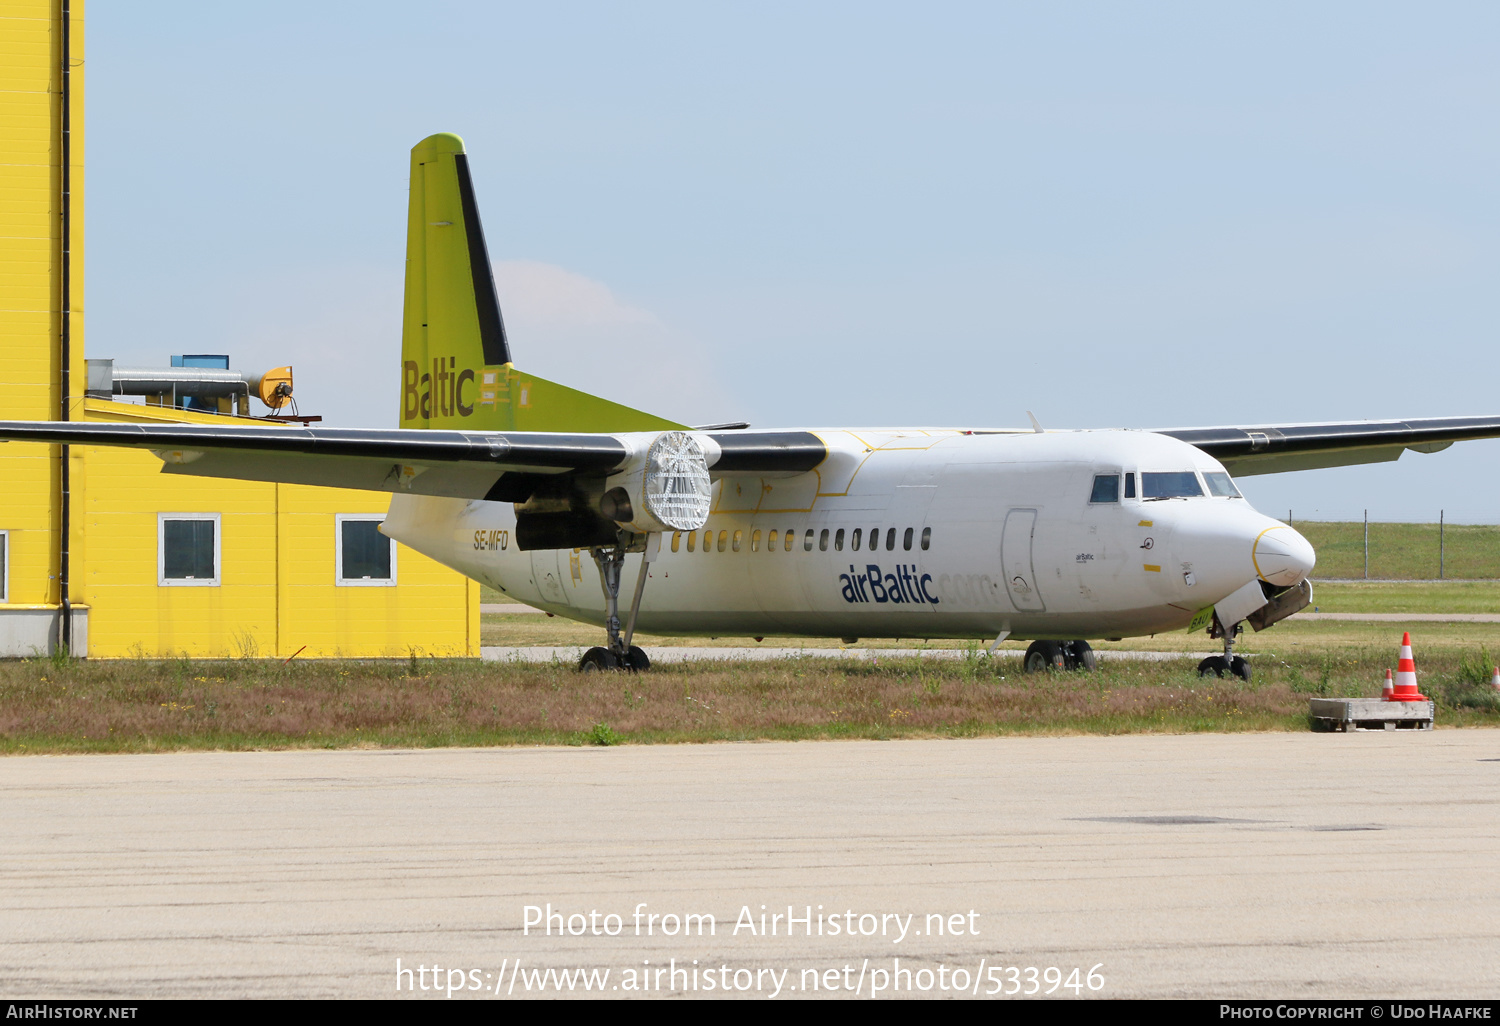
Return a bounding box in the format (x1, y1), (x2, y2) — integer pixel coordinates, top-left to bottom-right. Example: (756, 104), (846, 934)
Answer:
(1253, 525), (1316, 587)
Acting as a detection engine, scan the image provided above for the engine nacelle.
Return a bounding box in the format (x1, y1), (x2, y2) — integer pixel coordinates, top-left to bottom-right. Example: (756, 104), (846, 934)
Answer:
(600, 431), (713, 534)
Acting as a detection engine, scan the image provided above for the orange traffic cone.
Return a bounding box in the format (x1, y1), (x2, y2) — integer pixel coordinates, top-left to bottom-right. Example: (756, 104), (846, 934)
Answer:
(1381, 668), (1394, 701)
(1389, 631), (1428, 702)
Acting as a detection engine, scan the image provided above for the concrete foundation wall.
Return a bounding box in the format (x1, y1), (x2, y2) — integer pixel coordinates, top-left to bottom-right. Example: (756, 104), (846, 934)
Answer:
(0, 606), (89, 658)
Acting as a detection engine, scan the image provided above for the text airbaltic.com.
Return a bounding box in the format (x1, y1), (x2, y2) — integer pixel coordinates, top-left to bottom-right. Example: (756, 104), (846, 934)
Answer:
(395, 959), (1106, 998)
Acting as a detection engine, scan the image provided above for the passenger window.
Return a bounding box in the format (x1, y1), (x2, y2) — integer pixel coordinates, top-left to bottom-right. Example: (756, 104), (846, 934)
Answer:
(903, 527), (913, 551)
(732, 530), (743, 552)
(1125, 473), (1136, 499)
(704, 530), (713, 552)
(752, 529), (761, 552)
(785, 530), (794, 552)
(718, 530), (728, 552)
(834, 528), (845, 551)
(671, 532), (681, 553)
(819, 529), (829, 551)
(687, 531), (696, 552)
(851, 528), (862, 551)
(804, 529), (814, 552)
(768, 529), (778, 550)
(885, 527), (896, 551)
(1090, 475), (1120, 503)
(921, 526), (931, 551)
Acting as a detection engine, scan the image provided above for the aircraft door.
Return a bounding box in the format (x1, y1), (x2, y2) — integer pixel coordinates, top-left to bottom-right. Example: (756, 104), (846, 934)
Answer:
(530, 549), (571, 606)
(1001, 508), (1046, 612)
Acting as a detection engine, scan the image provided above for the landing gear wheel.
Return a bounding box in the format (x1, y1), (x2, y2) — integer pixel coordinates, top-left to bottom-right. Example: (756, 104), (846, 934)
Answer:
(1229, 655), (1251, 682)
(1063, 640), (1097, 672)
(579, 647), (620, 672)
(1197, 656), (1230, 678)
(1023, 641), (1062, 673)
(625, 646), (650, 672)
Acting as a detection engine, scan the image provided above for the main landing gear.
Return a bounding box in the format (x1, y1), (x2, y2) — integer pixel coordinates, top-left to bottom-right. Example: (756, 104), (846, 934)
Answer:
(1022, 640), (1097, 673)
(579, 539), (656, 672)
(1198, 618), (1251, 682)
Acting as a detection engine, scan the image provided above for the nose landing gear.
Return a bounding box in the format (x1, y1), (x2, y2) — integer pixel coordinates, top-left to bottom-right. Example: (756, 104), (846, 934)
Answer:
(1198, 618), (1251, 681)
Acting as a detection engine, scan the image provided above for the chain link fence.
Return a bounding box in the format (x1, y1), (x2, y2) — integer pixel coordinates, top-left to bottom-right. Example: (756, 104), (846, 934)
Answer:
(1285, 512), (1500, 580)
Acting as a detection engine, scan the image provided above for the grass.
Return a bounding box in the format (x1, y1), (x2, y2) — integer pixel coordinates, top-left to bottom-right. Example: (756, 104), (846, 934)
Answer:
(1308, 580), (1500, 614)
(14, 554), (1495, 757)
(3, 637), (1497, 755)
(1297, 521), (1500, 580)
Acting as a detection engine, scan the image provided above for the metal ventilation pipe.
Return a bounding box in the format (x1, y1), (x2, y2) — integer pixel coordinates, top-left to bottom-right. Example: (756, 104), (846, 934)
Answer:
(85, 360), (293, 410)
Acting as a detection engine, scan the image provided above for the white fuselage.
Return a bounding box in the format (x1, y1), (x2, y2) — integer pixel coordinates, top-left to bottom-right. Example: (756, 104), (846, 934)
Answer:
(382, 428), (1315, 642)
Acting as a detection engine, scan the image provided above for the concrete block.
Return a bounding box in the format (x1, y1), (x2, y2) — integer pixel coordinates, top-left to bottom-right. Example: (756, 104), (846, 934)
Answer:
(1309, 697), (1434, 732)
(0, 605), (89, 658)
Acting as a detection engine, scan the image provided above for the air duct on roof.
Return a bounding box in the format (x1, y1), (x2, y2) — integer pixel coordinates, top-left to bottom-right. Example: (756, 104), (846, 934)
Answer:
(85, 359), (293, 413)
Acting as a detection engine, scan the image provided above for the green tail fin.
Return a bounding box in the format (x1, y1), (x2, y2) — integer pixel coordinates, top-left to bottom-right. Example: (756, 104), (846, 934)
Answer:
(399, 133), (684, 433)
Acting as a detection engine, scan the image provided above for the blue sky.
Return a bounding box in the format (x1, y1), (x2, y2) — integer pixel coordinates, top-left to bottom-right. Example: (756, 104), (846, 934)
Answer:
(88, 2), (1500, 520)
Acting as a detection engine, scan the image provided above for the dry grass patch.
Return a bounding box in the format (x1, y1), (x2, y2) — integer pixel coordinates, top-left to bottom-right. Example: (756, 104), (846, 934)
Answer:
(2, 645), (1497, 754)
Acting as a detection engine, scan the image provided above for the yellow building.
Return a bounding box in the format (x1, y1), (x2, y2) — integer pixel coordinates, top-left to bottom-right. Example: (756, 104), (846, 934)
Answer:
(0, 0), (478, 657)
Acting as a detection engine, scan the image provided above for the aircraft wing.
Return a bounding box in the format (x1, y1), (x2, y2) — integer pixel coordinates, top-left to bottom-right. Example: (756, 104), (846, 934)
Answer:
(0, 421), (827, 499)
(1157, 415), (1500, 477)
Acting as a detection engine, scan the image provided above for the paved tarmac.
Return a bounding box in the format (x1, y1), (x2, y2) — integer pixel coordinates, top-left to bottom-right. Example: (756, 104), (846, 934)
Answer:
(3, 732), (1497, 999)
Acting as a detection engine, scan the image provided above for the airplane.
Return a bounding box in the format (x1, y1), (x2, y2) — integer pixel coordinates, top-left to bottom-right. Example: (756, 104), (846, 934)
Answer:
(6, 133), (1500, 678)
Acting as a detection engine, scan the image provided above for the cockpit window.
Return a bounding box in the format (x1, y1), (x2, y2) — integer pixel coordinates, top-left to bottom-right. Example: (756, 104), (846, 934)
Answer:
(1089, 475), (1120, 503)
(1142, 471), (1204, 499)
(1203, 472), (1242, 498)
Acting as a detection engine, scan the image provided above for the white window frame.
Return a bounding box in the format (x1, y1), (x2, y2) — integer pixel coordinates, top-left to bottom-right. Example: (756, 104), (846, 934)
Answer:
(336, 514), (398, 587)
(0, 530), (8, 602)
(158, 513), (221, 587)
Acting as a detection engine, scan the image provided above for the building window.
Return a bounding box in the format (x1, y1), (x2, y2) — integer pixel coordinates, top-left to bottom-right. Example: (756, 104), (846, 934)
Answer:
(337, 515), (396, 586)
(0, 530), (7, 602)
(159, 513), (220, 586)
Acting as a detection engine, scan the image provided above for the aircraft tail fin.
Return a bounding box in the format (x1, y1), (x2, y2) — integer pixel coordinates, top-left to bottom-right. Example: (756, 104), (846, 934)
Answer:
(399, 133), (683, 433)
